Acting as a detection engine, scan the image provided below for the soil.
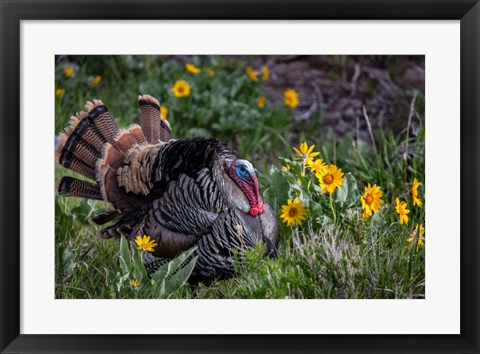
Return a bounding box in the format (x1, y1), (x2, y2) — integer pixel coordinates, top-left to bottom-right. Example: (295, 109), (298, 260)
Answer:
(235, 55), (425, 140)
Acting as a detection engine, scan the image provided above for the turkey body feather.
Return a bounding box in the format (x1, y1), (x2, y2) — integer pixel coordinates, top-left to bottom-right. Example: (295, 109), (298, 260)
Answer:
(56, 94), (279, 283)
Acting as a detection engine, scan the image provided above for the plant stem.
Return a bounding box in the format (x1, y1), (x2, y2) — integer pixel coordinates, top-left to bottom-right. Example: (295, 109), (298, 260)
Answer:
(329, 193), (337, 225)
(407, 227), (417, 287)
(370, 226), (379, 279)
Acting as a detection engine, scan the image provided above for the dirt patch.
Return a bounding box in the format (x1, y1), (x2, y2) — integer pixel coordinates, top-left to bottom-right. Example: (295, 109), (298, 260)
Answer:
(241, 55), (425, 140)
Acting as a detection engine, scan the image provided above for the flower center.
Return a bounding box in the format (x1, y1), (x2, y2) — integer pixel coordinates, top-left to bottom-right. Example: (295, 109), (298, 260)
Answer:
(288, 207), (298, 218)
(324, 174), (334, 184)
(178, 86), (184, 93)
(365, 194), (373, 205)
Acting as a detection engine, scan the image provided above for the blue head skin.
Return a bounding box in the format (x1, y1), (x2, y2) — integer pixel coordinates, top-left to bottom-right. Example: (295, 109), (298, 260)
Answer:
(229, 159), (265, 216)
(236, 160), (255, 180)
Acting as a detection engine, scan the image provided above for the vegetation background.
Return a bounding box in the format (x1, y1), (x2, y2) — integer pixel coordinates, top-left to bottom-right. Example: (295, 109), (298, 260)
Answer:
(55, 55), (425, 299)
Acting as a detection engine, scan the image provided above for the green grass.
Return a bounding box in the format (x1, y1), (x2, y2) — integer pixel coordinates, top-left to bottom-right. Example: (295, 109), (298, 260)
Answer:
(55, 55), (425, 299)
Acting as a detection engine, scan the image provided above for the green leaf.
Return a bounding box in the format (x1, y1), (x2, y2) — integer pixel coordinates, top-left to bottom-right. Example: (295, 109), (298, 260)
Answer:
(335, 172), (360, 209)
(310, 201), (323, 217)
(119, 257), (130, 276)
(119, 236), (131, 268)
(150, 262), (169, 282)
(229, 78), (244, 98)
(132, 247), (148, 280)
(371, 212), (384, 228)
(317, 215), (333, 226)
(153, 279), (166, 298)
(164, 256), (198, 295)
(149, 248), (198, 297)
(151, 247), (197, 281)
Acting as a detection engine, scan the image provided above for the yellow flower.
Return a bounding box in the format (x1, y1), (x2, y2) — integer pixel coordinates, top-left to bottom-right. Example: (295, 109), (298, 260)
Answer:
(395, 197), (410, 225)
(280, 197), (308, 227)
(246, 66), (259, 82)
(131, 279), (141, 288)
(412, 178), (423, 207)
(307, 158), (327, 174)
(293, 142), (320, 166)
(135, 235), (158, 252)
(281, 164), (291, 172)
(91, 75), (102, 86)
(185, 63), (201, 75)
(360, 183), (384, 219)
(316, 164), (345, 195)
(207, 69), (216, 76)
(257, 96), (266, 108)
(261, 65), (269, 81)
(172, 80), (191, 98)
(63, 66), (74, 78)
(407, 224), (425, 252)
(55, 88), (65, 98)
(160, 106), (168, 120)
(284, 88), (299, 108)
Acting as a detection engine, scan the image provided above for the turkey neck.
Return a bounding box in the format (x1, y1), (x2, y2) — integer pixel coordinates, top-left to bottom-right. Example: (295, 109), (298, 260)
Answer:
(213, 161), (251, 213)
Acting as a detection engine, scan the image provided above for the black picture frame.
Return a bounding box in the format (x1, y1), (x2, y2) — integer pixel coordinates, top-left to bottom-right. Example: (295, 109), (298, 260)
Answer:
(1, 0), (479, 353)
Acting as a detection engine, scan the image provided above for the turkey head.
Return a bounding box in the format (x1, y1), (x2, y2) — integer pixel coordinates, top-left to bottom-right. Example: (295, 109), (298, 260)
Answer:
(227, 159), (265, 217)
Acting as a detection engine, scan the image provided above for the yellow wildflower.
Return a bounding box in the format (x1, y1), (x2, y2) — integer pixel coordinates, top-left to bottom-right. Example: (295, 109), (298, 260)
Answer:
(360, 183), (384, 219)
(280, 197), (308, 227)
(316, 164), (345, 195)
(207, 69), (216, 76)
(55, 88), (65, 98)
(91, 75), (102, 86)
(257, 96), (266, 108)
(246, 66), (259, 82)
(63, 66), (74, 78)
(281, 164), (291, 172)
(160, 106), (168, 120)
(284, 88), (299, 108)
(172, 80), (191, 98)
(412, 178), (423, 207)
(261, 66), (269, 81)
(134, 235), (158, 252)
(307, 158), (327, 174)
(185, 63), (201, 75)
(395, 197), (410, 225)
(131, 279), (141, 288)
(407, 224), (425, 252)
(293, 142), (320, 166)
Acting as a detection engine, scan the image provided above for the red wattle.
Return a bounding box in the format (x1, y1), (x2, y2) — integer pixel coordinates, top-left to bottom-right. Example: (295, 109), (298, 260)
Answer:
(249, 203), (265, 217)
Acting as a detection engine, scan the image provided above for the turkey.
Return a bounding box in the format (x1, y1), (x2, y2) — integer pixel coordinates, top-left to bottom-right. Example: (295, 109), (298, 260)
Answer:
(55, 94), (279, 283)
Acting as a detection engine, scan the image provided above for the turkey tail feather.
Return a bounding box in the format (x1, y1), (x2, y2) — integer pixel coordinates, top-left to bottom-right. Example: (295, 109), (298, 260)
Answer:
(57, 151), (97, 180)
(138, 94), (161, 143)
(85, 100), (119, 144)
(57, 176), (102, 200)
(160, 120), (172, 143)
(56, 100), (121, 182)
(138, 94), (171, 143)
(127, 124), (147, 144)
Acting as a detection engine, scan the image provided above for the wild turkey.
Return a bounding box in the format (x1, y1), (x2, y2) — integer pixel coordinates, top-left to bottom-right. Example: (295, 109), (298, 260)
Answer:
(55, 94), (279, 283)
